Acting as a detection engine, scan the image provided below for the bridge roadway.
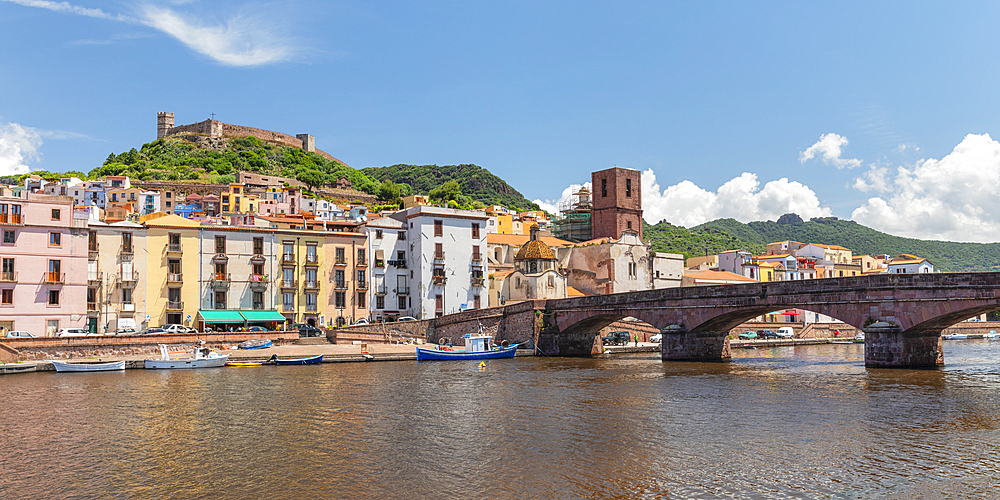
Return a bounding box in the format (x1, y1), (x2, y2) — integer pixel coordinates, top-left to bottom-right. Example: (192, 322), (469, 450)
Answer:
(533, 272), (1000, 368)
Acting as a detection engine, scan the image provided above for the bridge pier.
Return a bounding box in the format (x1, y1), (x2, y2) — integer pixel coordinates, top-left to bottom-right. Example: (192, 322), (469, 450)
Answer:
(661, 331), (732, 362)
(864, 323), (944, 369)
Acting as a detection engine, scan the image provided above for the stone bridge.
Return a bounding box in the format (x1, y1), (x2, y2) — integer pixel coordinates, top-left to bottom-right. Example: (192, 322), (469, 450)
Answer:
(535, 272), (1000, 368)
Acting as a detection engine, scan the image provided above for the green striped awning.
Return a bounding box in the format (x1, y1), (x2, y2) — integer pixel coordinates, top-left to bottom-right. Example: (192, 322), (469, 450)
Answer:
(240, 310), (287, 322)
(198, 310), (245, 323)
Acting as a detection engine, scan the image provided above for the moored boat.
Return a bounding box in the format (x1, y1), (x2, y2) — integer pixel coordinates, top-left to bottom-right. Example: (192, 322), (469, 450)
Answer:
(416, 333), (519, 361)
(226, 361), (263, 367)
(853, 332), (865, 343)
(943, 333), (969, 340)
(984, 330), (1000, 340)
(49, 360), (125, 372)
(145, 343), (229, 369)
(832, 340), (854, 345)
(269, 354), (323, 365)
(238, 339), (272, 350)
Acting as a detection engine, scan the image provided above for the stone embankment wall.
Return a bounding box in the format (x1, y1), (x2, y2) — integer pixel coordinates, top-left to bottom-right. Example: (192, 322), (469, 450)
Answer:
(327, 321), (429, 344)
(0, 332), (298, 363)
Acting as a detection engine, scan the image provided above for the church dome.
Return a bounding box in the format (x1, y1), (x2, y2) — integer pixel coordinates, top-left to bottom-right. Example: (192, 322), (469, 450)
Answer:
(515, 239), (556, 260)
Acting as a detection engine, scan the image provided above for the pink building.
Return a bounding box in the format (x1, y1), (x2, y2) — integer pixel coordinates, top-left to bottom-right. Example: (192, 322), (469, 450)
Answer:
(0, 194), (89, 336)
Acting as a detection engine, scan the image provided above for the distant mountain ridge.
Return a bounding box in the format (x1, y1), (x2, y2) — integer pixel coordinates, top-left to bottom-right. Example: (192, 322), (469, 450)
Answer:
(645, 216), (1000, 273)
(361, 164), (540, 211)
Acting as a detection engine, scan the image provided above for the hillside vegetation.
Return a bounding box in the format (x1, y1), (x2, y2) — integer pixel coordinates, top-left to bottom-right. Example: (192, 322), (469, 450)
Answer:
(645, 215), (1000, 273)
(361, 164), (540, 211)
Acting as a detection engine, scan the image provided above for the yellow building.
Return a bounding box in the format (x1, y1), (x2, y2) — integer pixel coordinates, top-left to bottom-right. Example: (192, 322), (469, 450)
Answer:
(141, 214), (201, 328)
(220, 184), (260, 214)
(401, 195), (430, 209)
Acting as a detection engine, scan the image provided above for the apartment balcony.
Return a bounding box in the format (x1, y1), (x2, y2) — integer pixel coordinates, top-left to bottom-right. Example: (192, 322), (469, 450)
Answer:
(120, 245), (134, 257)
(357, 282), (369, 291)
(167, 243), (182, 254)
(333, 258), (348, 267)
(334, 281), (348, 291)
(88, 246), (100, 259)
(374, 260), (385, 268)
(282, 253), (296, 265)
(280, 279), (298, 289)
(388, 260), (407, 269)
(306, 304), (318, 312)
(304, 280), (320, 290)
(45, 272), (65, 284)
(432, 275), (447, 285)
(434, 251), (445, 260)
(281, 303), (296, 312)
(472, 277), (486, 287)
(250, 274), (269, 290)
(356, 260), (368, 267)
(0, 272), (15, 283)
(471, 253), (482, 263)
(117, 271), (138, 287)
(210, 273), (231, 290)
(252, 302), (264, 310)
(0, 214), (24, 225)
(166, 300), (184, 311)
(396, 286), (410, 295)
(305, 254), (319, 266)
(214, 303), (227, 310)
(87, 302), (98, 312)
(167, 273), (183, 284)
(212, 252), (228, 263)
(375, 285), (387, 296)
(121, 303), (135, 313)
(88, 272), (103, 286)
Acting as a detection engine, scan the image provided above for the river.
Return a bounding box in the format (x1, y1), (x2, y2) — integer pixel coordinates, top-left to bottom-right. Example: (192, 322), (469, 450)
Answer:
(3, 342), (1000, 499)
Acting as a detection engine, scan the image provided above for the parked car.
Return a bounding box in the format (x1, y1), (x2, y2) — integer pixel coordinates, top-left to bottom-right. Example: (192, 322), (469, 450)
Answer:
(297, 325), (323, 337)
(649, 333), (662, 343)
(162, 324), (196, 334)
(738, 330), (758, 340)
(602, 331), (631, 346)
(775, 327), (794, 339)
(115, 327), (136, 335)
(57, 328), (92, 337)
(397, 316), (417, 322)
(247, 326), (268, 332)
(137, 327), (166, 335)
(5, 331), (34, 338)
(352, 318), (369, 326)
(758, 330), (779, 339)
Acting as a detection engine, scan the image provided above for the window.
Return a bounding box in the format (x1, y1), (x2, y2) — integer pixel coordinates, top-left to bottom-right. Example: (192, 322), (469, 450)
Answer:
(398, 231), (406, 240)
(434, 220), (443, 237)
(169, 288), (181, 303)
(473, 295), (480, 309)
(628, 262), (637, 278)
(51, 209), (60, 220)
(357, 269), (366, 283)
(357, 248), (366, 262)
(2, 258), (13, 280)
(49, 232), (61, 246)
(335, 291), (346, 308)
(215, 291), (226, 309)
(253, 237), (264, 255)
(627, 221), (632, 230)
(215, 235), (226, 254)
(306, 293), (317, 310)
(165, 201), (171, 208)
(335, 247), (345, 264)
(306, 268), (317, 286)
(283, 292), (295, 309)
(472, 223), (480, 239)
(252, 291), (264, 309)
(473, 245), (480, 260)
(395, 295), (405, 310)
(253, 263), (264, 276)
(307, 244), (318, 263)
(48, 289), (60, 305)
(626, 178), (632, 197)
(396, 250), (405, 261)
(357, 292), (366, 308)
(376, 295), (384, 309)
(435, 243), (443, 259)
(122, 288), (132, 304)
(168, 259), (181, 275)
(435, 294), (443, 313)
(1, 289), (11, 304)
(335, 269), (345, 288)
(3, 230), (14, 244)
(375, 229), (383, 239)
(122, 232), (132, 252)
(49, 259), (61, 275)
(215, 262), (227, 279)
(602, 178), (607, 197)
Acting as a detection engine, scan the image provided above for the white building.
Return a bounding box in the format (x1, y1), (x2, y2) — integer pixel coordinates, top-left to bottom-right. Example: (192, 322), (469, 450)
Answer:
(717, 249), (754, 277)
(364, 214), (410, 322)
(888, 255), (934, 274)
(651, 252), (684, 288)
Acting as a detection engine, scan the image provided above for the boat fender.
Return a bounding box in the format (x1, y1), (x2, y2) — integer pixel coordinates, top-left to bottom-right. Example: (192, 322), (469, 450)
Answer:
(500, 340), (509, 349)
(439, 337), (450, 346)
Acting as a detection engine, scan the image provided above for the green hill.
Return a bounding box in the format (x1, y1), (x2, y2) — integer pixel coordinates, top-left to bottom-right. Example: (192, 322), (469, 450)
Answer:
(361, 164), (540, 211)
(645, 215), (1000, 272)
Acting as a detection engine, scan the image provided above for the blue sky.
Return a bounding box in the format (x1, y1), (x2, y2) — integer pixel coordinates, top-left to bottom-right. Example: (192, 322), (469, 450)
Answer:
(3, 1), (1000, 242)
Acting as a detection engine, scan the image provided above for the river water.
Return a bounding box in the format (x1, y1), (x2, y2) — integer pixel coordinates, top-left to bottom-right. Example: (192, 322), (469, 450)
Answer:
(3, 342), (1000, 499)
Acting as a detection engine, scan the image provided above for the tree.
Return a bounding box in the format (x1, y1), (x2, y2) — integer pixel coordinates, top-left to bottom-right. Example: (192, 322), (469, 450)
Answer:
(377, 180), (403, 201)
(429, 180), (461, 202)
(296, 168), (327, 191)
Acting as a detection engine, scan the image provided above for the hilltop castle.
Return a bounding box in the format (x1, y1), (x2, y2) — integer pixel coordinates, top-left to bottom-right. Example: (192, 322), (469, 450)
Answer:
(156, 112), (347, 167)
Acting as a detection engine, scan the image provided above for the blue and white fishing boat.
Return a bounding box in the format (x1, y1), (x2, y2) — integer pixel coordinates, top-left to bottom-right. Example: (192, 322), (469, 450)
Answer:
(269, 354), (323, 365)
(238, 339), (272, 350)
(416, 332), (519, 361)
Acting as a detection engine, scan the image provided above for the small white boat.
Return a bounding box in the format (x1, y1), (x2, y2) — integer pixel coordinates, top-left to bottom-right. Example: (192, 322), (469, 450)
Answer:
(145, 343), (229, 370)
(49, 360), (125, 372)
(984, 330), (1000, 340)
(942, 333), (968, 340)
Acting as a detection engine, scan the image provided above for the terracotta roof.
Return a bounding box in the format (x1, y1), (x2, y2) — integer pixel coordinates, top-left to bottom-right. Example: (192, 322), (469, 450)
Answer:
(491, 269), (515, 280)
(487, 233), (574, 247)
(767, 240), (802, 246)
(683, 270), (756, 282)
(811, 243), (851, 251)
(757, 253), (791, 259)
(566, 286), (590, 297)
(515, 240), (556, 260)
(889, 259), (927, 265)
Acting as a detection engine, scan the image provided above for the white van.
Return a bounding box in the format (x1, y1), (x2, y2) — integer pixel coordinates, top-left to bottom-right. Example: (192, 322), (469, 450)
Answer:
(776, 327), (795, 339)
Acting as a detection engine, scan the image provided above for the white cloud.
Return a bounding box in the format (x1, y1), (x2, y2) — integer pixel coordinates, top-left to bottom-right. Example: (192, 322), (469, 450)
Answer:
(0, 123), (43, 176)
(534, 182), (591, 216)
(851, 133), (1000, 243)
(539, 170), (831, 228)
(2, 0), (297, 66)
(139, 6), (296, 66)
(800, 133), (862, 169)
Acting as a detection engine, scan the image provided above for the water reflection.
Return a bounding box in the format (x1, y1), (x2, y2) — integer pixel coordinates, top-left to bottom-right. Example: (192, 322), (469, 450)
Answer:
(2, 342), (1000, 498)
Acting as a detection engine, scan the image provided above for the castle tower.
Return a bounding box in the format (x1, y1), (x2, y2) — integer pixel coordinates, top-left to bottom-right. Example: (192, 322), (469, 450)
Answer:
(591, 167), (642, 241)
(157, 112), (174, 139)
(296, 134), (315, 152)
